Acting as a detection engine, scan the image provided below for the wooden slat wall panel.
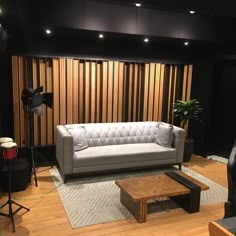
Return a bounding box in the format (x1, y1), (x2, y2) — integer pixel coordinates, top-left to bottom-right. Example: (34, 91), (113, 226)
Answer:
(107, 61), (113, 122)
(96, 63), (101, 123)
(171, 66), (177, 124)
(143, 63), (149, 121)
(39, 59), (47, 145)
(32, 59), (39, 145)
(59, 58), (66, 125)
(167, 66), (173, 124)
(46, 60), (53, 144)
(53, 59), (60, 143)
(186, 65), (193, 101)
(153, 63), (161, 121)
(118, 62), (124, 122)
(85, 62), (90, 123)
(12, 55), (193, 146)
(133, 64), (138, 121)
(72, 60), (79, 124)
(12, 56), (20, 145)
(91, 62), (96, 123)
(148, 63), (155, 121)
(18, 57), (25, 147)
(123, 64), (128, 121)
(128, 64), (133, 122)
(158, 64), (165, 121)
(113, 61), (119, 122)
(66, 59), (73, 124)
(137, 65), (142, 121)
(182, 65), (188, 101)
(79, 62), (84, 123)
(102, 62), (108, 123)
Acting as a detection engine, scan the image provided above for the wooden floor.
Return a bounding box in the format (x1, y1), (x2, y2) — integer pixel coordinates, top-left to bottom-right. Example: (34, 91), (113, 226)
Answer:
(0, 155), (228, 236)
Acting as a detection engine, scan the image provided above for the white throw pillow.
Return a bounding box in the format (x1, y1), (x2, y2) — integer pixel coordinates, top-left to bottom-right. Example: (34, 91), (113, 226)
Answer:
(155, 123), (173, 148)
(68, 127), (88, 151)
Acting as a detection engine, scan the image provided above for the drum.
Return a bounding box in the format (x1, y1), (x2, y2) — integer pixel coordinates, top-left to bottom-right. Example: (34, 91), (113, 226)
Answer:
(1, 142), (18, 160)
(0, 137), (13, 144)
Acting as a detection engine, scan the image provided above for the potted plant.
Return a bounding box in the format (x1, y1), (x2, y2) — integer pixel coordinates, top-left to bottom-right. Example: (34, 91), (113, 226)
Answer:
(172, 99), (203, 162)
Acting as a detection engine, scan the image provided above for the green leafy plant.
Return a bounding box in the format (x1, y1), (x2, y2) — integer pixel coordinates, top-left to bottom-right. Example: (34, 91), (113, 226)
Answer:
(172, 99), (203, 138)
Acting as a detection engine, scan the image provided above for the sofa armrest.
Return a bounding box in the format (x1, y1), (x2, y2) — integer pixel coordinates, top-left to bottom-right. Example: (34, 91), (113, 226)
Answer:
(172, 125), (185, 163)
(56, 125), (74, 176)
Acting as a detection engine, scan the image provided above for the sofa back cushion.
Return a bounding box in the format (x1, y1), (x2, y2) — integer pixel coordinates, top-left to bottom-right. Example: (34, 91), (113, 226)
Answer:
(65, 122), (159, 147)
(67, 126), (88, 151)
(155, 122), (173, 148)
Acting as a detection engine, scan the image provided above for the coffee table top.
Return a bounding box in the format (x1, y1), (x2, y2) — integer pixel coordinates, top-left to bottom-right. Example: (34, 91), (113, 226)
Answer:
(115, 171), (209, 201)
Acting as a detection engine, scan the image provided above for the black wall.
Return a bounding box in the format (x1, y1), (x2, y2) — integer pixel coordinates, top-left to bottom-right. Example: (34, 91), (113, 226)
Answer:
(1, 0), (236, 158)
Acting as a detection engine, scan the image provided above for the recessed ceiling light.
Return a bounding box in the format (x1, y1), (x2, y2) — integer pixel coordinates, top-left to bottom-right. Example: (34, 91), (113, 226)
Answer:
(0, 8), (2, 14)
(99, 33), (104, 39)
(135, 3), (142, 7)
(45, 29), (51, 35)
(144, 38), (149, 43)
(189, 10), (195, 14)
(184, 41), (189, 46)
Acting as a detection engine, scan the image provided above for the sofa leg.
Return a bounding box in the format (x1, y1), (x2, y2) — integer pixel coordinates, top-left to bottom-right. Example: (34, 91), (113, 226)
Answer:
(178, 164), (182, 171)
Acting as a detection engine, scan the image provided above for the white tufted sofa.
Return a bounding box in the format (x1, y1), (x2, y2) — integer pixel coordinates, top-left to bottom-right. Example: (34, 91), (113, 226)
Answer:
(56, 121), (185, 182)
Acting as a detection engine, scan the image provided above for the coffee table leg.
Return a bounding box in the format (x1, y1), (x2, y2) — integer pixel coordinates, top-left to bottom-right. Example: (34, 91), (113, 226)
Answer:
(171, 191), (200, 213)
(120, 189), (147, 223)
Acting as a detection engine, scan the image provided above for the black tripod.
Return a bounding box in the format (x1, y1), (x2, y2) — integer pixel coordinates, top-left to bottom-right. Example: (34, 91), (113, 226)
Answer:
(0, 159), (30, 232)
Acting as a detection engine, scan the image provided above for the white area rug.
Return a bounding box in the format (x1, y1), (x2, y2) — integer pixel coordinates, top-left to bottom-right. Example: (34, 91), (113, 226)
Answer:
(50, 165), (227, 229)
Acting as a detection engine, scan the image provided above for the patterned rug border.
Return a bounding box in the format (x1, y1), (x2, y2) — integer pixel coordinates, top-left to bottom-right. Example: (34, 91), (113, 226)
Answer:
(50, 163), (227, 229)
(207, 155), (228, 164)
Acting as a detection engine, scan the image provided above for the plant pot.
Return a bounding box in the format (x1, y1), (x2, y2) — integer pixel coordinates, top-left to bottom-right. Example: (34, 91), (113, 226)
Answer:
(183, 138), (194, 162)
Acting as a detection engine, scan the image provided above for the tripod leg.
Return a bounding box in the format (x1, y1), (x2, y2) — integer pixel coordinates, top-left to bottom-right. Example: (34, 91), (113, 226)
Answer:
(8, 201), (15, 232)
(12, 200), (30, 211)
(31, 147), (38, 187)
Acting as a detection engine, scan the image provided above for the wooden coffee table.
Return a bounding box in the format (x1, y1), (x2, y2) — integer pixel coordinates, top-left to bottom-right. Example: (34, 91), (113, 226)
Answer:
(115, 171), (209, 223)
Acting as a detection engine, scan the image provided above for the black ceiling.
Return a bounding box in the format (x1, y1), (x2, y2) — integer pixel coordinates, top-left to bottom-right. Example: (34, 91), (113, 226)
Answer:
(102, 0), (236, 18)
(1, 0), (236, 58)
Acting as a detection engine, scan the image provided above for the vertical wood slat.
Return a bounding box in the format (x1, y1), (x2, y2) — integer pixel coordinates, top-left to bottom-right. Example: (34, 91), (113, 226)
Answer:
(73, 60), (79, 124)
(186, 65), (193, 101)
(53, 59), (60, 143)
(59, 58), (66, 125)
(153, 63), (161, 121)
(85, 62), (90, 123)
(32, 59), (39, 145)
(96, 63), (101, 123)
(12, 56), (20, 145)
(66, 59), (73, 124)
(167, 66), (173, 123)
(113, 61), (119, 122)
(107, 61), (113, 122)
(133, 64), (138, 121)
(46, 60), (53, 144)
(102, 62), (108, 122)
(182, 65), (188, 101)
(143, 63), (150, 121)
(148, 63), (155, 121)
(79, 62), (84, 123)
(137, 65), (142, 121)
(118, 62), (124, 122)
(123, 64), (128, 121)
(128, 64), (133, 122)
(158, 64), (165, 121)
(18, 57), (25, 147)
(39, 59), (47, 145)
(91, 62), (96, 123)
(171, 66), (178, 124)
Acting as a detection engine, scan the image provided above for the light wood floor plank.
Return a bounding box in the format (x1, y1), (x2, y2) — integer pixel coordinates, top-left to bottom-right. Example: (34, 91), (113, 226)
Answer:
(0, 155), (228, 235)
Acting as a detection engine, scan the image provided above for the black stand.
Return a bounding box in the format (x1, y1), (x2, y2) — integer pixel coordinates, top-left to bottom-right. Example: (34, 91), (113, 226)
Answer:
(0, 159), (30, 232)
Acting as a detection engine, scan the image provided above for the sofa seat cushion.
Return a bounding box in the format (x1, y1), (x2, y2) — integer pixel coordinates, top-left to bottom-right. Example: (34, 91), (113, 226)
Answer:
(74, 143), (176, 167)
